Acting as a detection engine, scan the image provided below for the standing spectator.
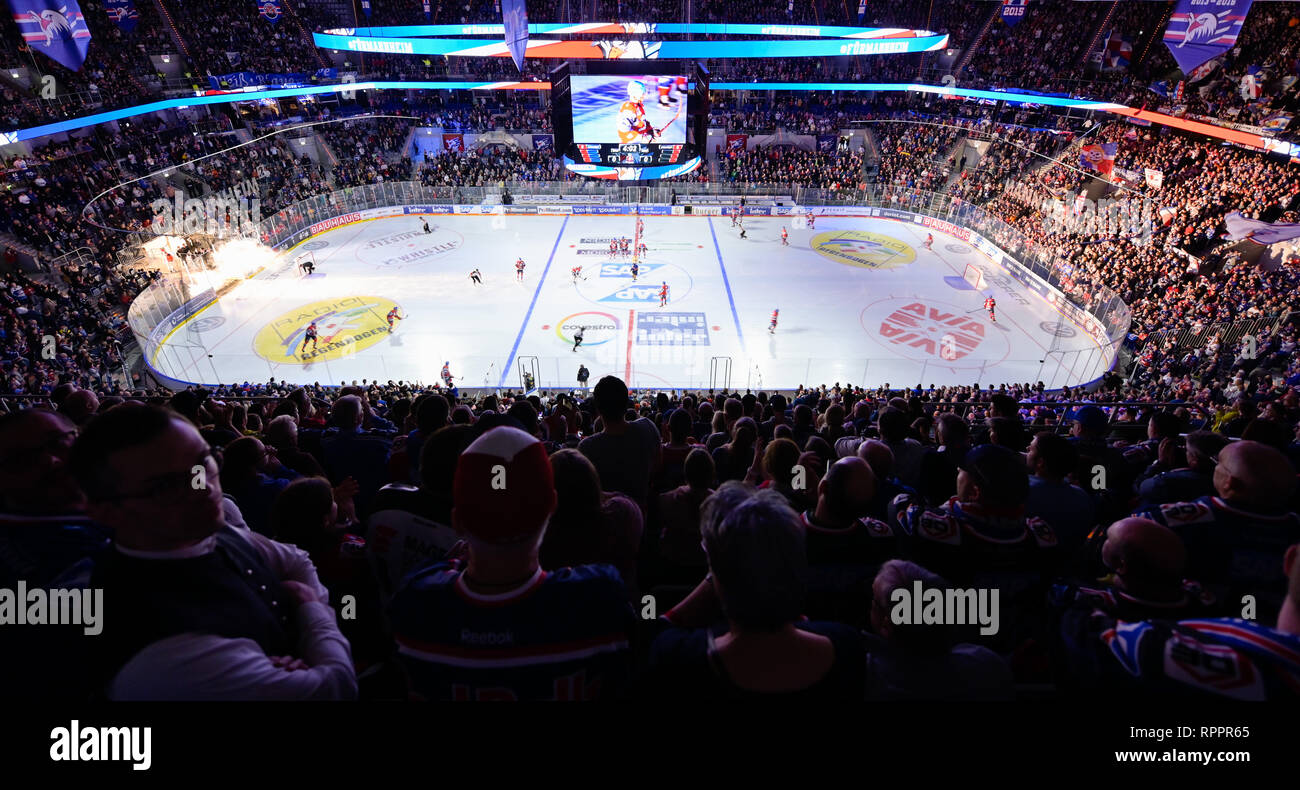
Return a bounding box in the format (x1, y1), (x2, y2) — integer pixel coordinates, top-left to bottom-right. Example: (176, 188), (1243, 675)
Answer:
(578, 376), (662, 511)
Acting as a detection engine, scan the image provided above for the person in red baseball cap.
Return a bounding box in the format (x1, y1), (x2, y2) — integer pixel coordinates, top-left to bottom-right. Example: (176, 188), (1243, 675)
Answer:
(389, 426), (636, 700)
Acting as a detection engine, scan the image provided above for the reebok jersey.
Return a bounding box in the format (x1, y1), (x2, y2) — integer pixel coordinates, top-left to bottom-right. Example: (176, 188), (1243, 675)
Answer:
(389, 561), (635, 701)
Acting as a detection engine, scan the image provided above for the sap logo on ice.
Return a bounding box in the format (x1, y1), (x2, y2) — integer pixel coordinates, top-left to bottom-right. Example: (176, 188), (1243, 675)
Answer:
(600, 263), (662, 278)
(50, 721), (151, 771)
(600, 285), (662, 303)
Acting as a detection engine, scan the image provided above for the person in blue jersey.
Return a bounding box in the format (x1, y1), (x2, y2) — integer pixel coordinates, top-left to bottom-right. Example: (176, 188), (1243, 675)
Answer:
(1134, 440), (1300, 623)
(388, 426), (635, 701)
(1056, 538), (1300, 700)
(644, 483), (866, 700)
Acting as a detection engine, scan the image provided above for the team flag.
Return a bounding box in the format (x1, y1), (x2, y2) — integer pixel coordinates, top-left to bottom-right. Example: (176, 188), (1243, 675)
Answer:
(1002, 0), (1027, 28)
(103, 0), (137, 33)
(1163, 0), (1253, 75)
(10, 0), (92, 70)
(1079, 142), (1117, 175)
(257, 0), (281, 23)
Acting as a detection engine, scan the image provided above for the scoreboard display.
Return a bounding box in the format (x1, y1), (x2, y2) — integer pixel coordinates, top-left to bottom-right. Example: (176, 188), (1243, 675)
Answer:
(552, 61), (708, 179)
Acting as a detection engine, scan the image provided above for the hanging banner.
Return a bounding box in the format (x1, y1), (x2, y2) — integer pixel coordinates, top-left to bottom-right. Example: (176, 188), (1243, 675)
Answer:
(1163, 0), (1253, 75)
(442, 132), (463, 152)
(10, 0), (92, 71)
(532, 133), (553, 152)
(1002, 0), (1027, 28)
(103, 0), (138, 33)
(422, 0), (429, 20)
(361, 0), (371, 19)
(725, 134), (747, 154)
(257, 0), (281, 24)
(502, 0), (528, 72)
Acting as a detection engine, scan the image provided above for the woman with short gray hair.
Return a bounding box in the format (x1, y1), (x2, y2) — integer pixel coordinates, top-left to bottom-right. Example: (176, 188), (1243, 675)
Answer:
(643, 483), (865, 699)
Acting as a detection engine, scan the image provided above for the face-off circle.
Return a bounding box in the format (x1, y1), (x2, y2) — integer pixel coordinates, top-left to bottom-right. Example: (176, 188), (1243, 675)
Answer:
(354, 225), (464, 269)
(860, 297), (1010, 368)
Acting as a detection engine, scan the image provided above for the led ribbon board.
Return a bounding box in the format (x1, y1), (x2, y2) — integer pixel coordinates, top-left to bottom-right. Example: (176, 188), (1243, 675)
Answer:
(311, 31), (950, 58)
(324, 23), (935, 39)
(4, 80), (1296, 158)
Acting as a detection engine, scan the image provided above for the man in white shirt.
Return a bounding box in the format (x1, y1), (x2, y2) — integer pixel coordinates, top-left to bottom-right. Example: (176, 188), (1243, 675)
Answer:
(70, 404), (357, 700)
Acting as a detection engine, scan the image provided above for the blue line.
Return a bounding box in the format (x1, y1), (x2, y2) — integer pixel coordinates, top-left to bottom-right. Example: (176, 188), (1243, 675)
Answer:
(499, 215), (568, 388)
(708, 217), (746, 355)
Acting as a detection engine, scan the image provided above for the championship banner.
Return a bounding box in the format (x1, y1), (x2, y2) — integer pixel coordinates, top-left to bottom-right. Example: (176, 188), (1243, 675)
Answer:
(1002, 0), (1027, 28)
(816, 133), (838, 152)
(502, 0), (528, 72)
(442, 132), (463, 152)
(360, 0), (371, 19)
(725, 133), (747, 154)
(1163, 0), (1253, 75)
(532, 133), (553, 152)
(1079, 142), (1116, 175)
(422, 0), (429, 20)
(857, 0), (866, 23)
(10, 0), (92, 71)
(257, 0), (281, 24)
(103, 0), (138, 33)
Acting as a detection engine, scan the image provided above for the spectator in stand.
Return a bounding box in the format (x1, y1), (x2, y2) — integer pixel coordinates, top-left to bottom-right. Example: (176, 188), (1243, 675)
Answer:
(657, 447), (716, 578)
(1136, 431), (1230, 508)
(218, 436), (302, 537)
(1024, 431), (1097, 554)
(320, 395), (394, 520)
(713, 417), (759, 484)
(865, 560), (1013, 700)
(578, 376), (662, 511)
(263, 414), (327, 479)
(917, 413), (971, 507)
(878, 407), (925, 490)
(644, 484), (866, 699)
(539, 449), (643, 599)
(1136, 440), (1300, 621)
(69, 404), (357, 700)
(857, 439), (913, 523)
(389, 426), (635, 700)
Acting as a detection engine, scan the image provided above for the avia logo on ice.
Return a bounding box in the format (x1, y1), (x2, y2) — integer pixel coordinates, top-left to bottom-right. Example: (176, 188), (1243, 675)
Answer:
(863, 299), (1009, 365)
(50, 720), (151, 771)
(554, 311), (619, 346)
(600, 285), (666, 303)
(811, 230), (915, 270)
(889, 581), (1000, 636)
(253, 296), (399, 364)
(600, 263), (663, 278)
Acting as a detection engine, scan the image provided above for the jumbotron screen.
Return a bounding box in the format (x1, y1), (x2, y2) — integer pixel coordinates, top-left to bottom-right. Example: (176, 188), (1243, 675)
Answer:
(552, 61), (708, 177)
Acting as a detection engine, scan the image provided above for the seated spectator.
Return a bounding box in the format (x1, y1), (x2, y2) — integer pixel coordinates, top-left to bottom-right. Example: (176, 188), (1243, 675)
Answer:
(917, 413), (970, 507)
(864, 560), (1013, 700)
(389, 427), (635, 700)
(1051, 518), (1216, 623)
(1025, 431), (1097, 553)
(1136, 431), (1229, 507)
(1057, 539), (1300, 700)
(657, 408), (702, 492)
(272, 476), (390, 671)
(1136, 440), (1300, 621)
(712, 417), (758, 484)
(644, 484), (865, 699)
(760, 437), (808, 510)
(539, 449), (643, 599)
(857, 439), (913, 522)
(218, 436), (302, 536)
(657, 448), (715, 577)
(70, 405), (357, 700)
(263, 414), (327, 478)
(878, 407), (924, 490)
(800, 457), (897, 627)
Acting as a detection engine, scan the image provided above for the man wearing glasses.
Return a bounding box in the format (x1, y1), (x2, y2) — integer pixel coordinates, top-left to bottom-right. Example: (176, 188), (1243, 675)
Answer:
(68, 404), (357, 700)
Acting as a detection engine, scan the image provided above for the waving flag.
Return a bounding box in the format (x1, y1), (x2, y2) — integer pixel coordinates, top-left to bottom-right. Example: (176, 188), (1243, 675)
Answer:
(1002, 0), (1027, 28)
(10, 0), (92, 71)
(1079, 143), (1116, 175)
(1099, 30), (1132, 70)
(1163, 0), (1253, 75)
(257, 0), (281, 23)
(103, 0), (137, 33)
(1225, 212), (1300, 244)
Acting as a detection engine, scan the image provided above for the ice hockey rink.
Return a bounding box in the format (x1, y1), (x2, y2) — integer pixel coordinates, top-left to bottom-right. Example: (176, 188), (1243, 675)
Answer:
(148, 212), (1117, 392)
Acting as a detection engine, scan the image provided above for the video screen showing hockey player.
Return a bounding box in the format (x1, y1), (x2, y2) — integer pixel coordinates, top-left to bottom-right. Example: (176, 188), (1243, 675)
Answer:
(570, 75), (689, 145)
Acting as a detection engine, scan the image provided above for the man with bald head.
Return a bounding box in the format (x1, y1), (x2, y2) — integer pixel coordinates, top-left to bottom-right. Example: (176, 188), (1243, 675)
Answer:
(1058, 540), (1300, 699)
(1136, 440), (1300, 621)
(858, 439), (915, 523)
(1051, 518), (1214, 622)
(800, 456), (897, 627)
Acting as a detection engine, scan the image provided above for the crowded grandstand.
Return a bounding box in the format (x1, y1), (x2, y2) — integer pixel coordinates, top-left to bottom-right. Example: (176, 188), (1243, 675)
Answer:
(1, 0), (1300, 712)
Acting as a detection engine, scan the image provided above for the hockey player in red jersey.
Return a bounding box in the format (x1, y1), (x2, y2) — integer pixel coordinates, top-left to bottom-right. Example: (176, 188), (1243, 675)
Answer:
(769, 309), (779, 334)
(781, 227), (789, 246)
(571, 265), (583, 283)
(516, 257), (526, 282)
(924, 233), (934, 250)
(658, 281), (669, 307)
(984, 296), (997, 322)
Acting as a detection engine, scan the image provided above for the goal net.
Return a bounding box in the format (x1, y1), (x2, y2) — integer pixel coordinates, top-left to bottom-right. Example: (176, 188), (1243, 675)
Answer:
(962, 262), (985, 290)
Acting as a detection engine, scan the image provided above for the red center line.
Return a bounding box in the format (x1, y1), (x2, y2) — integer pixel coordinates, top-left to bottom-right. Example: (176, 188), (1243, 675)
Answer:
(625, 309), (635, 383)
